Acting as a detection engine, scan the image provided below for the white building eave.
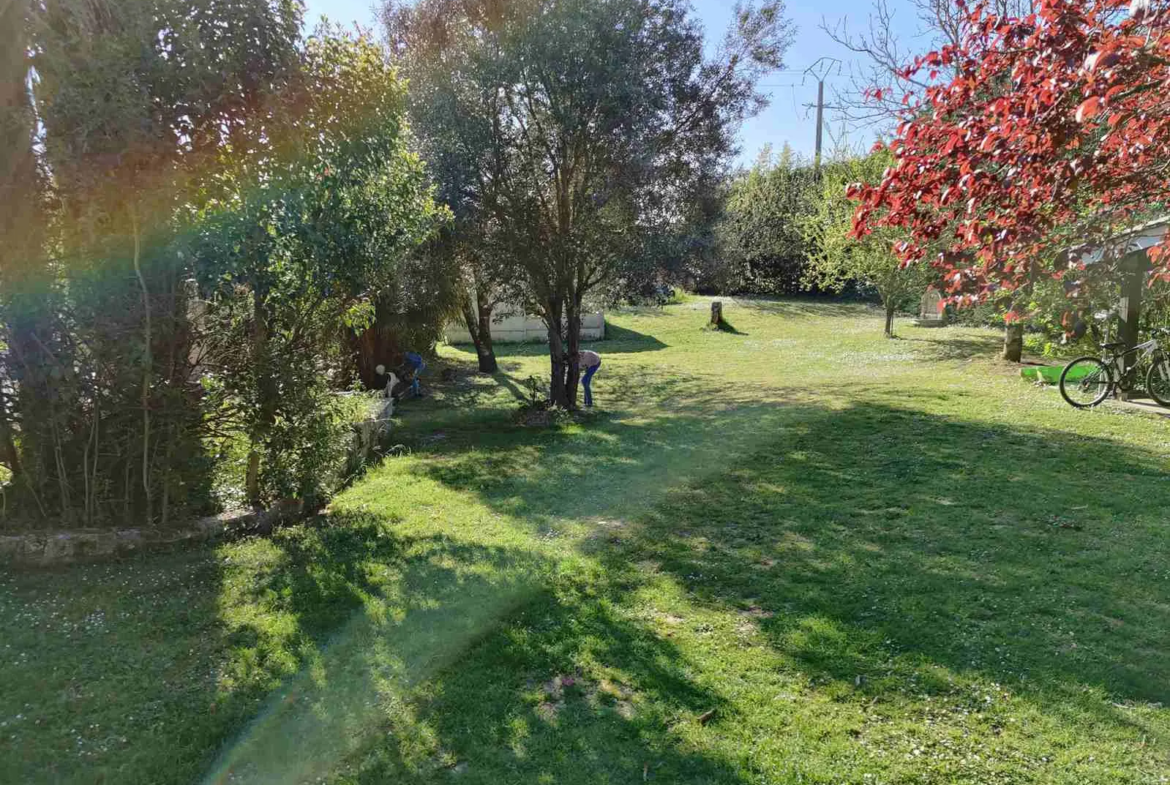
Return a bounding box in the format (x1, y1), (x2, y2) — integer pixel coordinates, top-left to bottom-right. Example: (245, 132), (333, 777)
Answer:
(1071, 216), (1170, 265)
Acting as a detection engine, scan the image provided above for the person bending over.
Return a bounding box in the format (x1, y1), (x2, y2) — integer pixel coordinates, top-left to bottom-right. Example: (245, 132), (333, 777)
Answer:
(403, 352), (426, 397)
(577, 350), (601, 408)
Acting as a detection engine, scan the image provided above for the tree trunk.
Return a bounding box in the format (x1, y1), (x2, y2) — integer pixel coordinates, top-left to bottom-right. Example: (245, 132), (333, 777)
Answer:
(545, 297), (570, 408)
(884, 301), (896, 338)
(460, 298), (480, 354)
(246, 292), (277, 508)
(710, 301), (723, 327)
(1119, 253), (1146, 375)
(0, 414), (20, 479)
(461, 289), (498, 373)
(1002, 276), (1036, 365)
(565, 301), (582, 409)
(129, 205), (153, 524)
(0, 382), (21, 479)
(1002, 323), (1024, 363)
(1115, 253), (1151, 400)
(476, 297), (498, 374)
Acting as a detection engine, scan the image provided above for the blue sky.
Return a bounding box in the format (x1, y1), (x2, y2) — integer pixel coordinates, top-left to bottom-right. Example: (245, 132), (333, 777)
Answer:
(302, 0), (924, 165)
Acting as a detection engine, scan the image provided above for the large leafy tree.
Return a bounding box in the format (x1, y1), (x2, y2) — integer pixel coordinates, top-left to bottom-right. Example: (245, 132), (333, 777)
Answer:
(852, 0), (1170, 311)
(803, 151), (930, 337)
(387, 0), (793, 407)
(191, 29), (442, 506)
(386, 1), (517, 373)
(720, 144), (820, 295)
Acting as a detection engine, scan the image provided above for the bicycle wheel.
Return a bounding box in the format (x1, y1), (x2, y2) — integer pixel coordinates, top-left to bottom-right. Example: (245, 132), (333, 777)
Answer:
(1060, 357), (1113, 408)
(1146, 355), (1170, 407)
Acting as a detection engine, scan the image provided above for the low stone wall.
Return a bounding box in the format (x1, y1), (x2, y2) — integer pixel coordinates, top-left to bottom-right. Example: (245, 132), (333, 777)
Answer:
(0, 503), (305, 567)
(444, 311), (605, 344)
(349, 398), (395, 469)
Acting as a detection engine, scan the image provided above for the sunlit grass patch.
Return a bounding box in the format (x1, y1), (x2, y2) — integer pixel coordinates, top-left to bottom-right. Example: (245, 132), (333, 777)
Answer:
(3, 297), (1169, 784)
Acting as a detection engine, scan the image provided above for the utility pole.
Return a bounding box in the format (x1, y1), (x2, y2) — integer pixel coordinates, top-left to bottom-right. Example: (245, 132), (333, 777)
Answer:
(803, 58), (842, 169)
(814, 79), (825, 168)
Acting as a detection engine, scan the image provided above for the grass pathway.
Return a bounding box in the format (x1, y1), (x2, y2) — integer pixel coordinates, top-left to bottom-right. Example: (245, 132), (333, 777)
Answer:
(3, 299), (1169, 784)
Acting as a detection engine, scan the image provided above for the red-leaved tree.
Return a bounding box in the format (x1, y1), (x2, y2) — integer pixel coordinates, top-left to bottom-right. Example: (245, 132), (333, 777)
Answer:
(852, 0), (1170, 316)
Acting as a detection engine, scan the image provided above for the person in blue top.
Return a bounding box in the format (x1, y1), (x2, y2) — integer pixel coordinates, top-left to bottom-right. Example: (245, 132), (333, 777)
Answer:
(403, 352), (426, 397)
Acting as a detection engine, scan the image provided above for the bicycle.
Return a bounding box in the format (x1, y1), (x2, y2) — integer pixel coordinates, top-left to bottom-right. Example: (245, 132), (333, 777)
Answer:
(1059, 327), (1170, 408)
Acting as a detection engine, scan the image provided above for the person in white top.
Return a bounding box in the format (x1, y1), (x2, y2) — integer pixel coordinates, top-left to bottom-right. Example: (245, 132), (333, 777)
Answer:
(577, 350), (602, 408)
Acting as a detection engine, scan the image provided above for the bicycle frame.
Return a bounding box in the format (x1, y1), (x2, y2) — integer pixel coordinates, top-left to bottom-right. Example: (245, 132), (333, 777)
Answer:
(1105, 338), (1160, 392)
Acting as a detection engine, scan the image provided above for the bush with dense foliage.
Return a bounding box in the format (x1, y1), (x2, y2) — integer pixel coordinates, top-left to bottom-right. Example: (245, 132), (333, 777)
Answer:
(0, 1), (445, 527)
(717, 145), (820, 295)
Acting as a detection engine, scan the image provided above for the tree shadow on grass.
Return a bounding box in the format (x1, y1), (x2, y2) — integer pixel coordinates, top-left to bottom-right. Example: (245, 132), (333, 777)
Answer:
(200, 513), (746, 785)
(4, 510), (739, 785)
(2, 520), (426, 785)
(600, 322), (670, 353)
(602, 399), (1170, 772)
(0, 548), (236, 785)
(406, 378), (812, 530)
(901, 331), (1004, 362)
(492, 370), (529, 403)
(711, 318), (748, 336)
(200, 516), (551, 784)
(726, 296), (879, 319)
(340, 558), (747, 784)
(401, 375), (1170, 776)
(411, 386), (1170, 709)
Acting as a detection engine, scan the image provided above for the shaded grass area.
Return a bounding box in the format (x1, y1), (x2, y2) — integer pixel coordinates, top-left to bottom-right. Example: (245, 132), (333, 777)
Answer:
(2, 298), (1170, 784)
(619, 400), (1170, 781)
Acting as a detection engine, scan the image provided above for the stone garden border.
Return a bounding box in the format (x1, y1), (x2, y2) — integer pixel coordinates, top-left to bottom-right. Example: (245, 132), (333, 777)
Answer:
(0, 501), (304, 567)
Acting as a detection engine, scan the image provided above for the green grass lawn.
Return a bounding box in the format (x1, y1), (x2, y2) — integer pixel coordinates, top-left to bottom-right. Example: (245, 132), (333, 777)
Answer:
(3, 298), (1170, 784)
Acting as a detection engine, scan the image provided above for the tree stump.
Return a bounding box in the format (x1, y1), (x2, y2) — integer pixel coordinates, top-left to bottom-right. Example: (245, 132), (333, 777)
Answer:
(1002, 323), (1023, 363)
(710, 301), (723, 327)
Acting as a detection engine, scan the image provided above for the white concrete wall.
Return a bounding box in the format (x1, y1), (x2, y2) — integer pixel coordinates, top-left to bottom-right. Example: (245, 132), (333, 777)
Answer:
(444, 309), (605, 344)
